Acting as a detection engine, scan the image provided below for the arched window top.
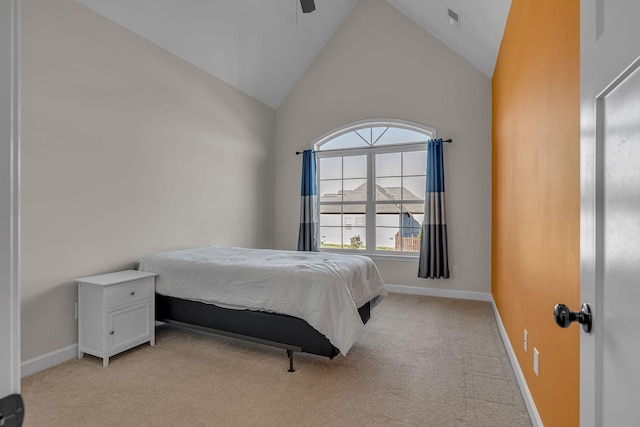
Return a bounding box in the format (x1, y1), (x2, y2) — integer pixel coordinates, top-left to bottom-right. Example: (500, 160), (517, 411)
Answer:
(314, 119), (436, 152)
(312, 119), (436, 256)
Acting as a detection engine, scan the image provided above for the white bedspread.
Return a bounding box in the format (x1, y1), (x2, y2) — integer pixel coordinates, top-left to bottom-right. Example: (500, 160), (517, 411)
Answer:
(137, 246), (387, 355)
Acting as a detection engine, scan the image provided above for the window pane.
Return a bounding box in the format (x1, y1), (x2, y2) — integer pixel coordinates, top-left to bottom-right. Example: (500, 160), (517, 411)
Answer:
(344, 227), (366, 250)
(399, 212), (421, 237)
(375, 227), (397, 251)
(376, 152), (401, 177)
(405, 227), (421, 238)
(403, 150), (427, 176)
(404, 203), (424, 220)
(320, 131), (368, 150)
(343, 213), (365, 229)
(371, 127), (389, 144)
(376, 212), (399, 227)
(376, 202), (402, 253)
(375, 177), (402, 201)
(354, 129), (371, 145)
(403, 176), (425, 200)
(375, 202), (401, 216)
(319, 157), (342, 180)
(343, 203), (366, 215)
(319, 205), (341, 248)
(375, 127), (430, 146)
(342, 179), (367, 201)
(319, 180), (342, 200)
(402, 204), (423, 253)
(320, 212), (341, 226)
(397, 209), (422, 253)
(343, 155), (366, 179)
(320, 226), (342, 249)
(399, 233), (421, 252)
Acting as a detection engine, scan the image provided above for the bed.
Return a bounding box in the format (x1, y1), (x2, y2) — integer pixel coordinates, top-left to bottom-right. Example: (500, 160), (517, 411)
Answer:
(137, 246), (387, 371)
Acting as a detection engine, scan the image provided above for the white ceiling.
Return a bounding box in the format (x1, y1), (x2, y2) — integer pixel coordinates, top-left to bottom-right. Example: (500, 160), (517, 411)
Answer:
(388, 0), (512, 77)
(78, 0), (511, 109)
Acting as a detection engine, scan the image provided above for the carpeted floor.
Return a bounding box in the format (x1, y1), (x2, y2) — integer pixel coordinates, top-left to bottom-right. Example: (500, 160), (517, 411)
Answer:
(21, 293), (532, 426)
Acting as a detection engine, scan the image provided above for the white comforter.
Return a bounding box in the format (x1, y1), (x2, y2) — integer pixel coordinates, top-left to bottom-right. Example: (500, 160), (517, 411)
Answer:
(137, 246), (387, 355)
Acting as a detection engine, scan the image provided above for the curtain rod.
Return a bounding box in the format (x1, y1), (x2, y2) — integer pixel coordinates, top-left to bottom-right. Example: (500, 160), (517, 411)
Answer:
(295, 139), (453, 155)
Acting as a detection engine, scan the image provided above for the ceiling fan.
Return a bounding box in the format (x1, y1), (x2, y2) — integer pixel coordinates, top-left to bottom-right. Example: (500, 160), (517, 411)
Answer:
(300, 0), (316, 13)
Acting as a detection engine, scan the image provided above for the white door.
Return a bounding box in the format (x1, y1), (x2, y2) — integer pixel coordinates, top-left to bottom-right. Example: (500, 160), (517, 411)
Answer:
(580, 0), (640, 425)
(0, 0), (20, 400)
(0, 0), (20, 401)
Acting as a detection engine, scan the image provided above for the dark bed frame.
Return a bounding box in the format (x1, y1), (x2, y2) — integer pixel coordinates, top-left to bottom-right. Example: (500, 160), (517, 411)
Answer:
(155, 294), (371, 372)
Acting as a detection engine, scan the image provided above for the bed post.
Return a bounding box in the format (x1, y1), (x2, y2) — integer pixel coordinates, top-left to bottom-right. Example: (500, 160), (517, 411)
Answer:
(287, 350), (295, 373)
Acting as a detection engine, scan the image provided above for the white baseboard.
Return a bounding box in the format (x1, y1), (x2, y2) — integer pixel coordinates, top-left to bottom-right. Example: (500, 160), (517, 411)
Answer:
(385, 284), (492, 301)
(490, 300), (543, 427)
(21, 343), (78, 378)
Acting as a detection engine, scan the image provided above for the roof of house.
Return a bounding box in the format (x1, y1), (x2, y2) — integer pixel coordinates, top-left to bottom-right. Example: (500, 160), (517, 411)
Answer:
(320, 183), (422, 214)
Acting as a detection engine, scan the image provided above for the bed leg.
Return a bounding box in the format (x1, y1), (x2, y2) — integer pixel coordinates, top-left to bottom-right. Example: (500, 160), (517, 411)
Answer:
(287, 350), (295, 373)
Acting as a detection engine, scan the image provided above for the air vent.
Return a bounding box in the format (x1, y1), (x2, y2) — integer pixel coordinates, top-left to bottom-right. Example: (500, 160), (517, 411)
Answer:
(448, 8), (461, 30)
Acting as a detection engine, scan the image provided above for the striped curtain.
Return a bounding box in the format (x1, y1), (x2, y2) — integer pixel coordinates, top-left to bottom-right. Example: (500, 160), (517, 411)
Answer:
(297, 150), (319, 252)
(418, 139), (450, 278)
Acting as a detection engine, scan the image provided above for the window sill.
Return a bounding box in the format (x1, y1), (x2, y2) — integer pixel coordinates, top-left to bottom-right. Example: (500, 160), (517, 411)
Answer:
(320, 249), (419, 263)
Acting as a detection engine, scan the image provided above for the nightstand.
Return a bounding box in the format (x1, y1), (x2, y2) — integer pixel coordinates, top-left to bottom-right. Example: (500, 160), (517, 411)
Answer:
(77, 270), (157, 367)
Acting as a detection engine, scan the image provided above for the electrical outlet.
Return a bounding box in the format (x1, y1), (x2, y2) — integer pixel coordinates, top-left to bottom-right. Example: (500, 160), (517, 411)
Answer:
(75, 302), (78, 320)
(452, 265), (460, 277)
(524, 329), (528, 352)
(533, 348), (540, 377)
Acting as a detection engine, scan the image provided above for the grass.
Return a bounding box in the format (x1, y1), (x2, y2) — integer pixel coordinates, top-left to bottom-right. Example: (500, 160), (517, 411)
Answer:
(320, 243), (396, 251)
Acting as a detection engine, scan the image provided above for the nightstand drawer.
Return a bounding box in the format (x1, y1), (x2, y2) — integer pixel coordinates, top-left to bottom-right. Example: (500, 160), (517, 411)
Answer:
(108, 277), (153, 308)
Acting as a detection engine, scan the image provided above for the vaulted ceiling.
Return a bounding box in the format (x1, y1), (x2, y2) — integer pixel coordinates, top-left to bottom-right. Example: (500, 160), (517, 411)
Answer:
(78, 0), (511, 109)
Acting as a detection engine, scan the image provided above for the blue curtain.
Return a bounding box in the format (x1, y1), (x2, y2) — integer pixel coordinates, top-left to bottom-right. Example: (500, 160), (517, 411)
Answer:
(418, 139), (450, 278)
(297, 150), (319, 252)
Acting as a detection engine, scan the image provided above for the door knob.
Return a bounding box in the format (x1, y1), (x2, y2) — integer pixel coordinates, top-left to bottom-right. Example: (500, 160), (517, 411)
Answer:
(554, 303), (592, 333)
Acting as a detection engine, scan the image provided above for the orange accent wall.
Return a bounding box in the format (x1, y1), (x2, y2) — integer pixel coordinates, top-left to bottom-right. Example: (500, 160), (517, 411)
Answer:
(492, 0), (580, 425)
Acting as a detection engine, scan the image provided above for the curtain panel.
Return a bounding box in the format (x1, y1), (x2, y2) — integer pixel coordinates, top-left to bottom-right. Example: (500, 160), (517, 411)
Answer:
(418, 139), (450, 278)
(297, 150), (319, 252)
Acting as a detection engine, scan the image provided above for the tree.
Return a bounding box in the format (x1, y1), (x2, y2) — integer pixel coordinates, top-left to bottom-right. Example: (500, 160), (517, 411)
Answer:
(350, 235), (363, 249)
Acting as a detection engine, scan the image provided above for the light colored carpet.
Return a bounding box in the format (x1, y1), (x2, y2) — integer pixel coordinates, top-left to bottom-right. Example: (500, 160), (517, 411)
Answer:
(21, 293), (532, 426)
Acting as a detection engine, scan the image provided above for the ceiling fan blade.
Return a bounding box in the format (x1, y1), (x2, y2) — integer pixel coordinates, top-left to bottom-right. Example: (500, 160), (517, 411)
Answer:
(300, 0), (316, 13)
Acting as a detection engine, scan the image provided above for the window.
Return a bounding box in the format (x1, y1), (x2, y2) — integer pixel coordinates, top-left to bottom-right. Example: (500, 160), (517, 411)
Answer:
(315, 120), (435, 256)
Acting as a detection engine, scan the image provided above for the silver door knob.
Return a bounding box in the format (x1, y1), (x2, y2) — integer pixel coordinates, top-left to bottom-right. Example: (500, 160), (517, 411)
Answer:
(554, 303), (592, 333)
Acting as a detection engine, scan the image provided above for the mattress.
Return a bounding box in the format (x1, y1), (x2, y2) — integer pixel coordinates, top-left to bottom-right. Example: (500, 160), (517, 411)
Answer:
(137, 246), (387, 355)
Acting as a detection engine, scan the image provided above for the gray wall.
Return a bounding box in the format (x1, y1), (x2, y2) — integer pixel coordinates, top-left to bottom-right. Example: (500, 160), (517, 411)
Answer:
(21, 0), (275, 361)
(275, 0), (492, 293)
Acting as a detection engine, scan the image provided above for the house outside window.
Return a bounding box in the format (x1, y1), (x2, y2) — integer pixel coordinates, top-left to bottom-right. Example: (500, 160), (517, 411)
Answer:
(315, 119), (435, 256)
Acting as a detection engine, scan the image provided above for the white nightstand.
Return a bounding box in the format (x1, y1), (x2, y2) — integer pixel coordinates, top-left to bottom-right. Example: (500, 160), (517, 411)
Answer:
(77, 270), (157, 367)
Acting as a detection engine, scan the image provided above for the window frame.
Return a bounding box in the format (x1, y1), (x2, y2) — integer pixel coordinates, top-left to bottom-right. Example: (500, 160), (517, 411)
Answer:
(313, 119), (437, 259)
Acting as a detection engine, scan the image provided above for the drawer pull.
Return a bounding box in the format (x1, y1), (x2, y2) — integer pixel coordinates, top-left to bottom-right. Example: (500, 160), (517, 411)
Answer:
(130, 291), (135, 296)
(109, 331), (114, 335)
